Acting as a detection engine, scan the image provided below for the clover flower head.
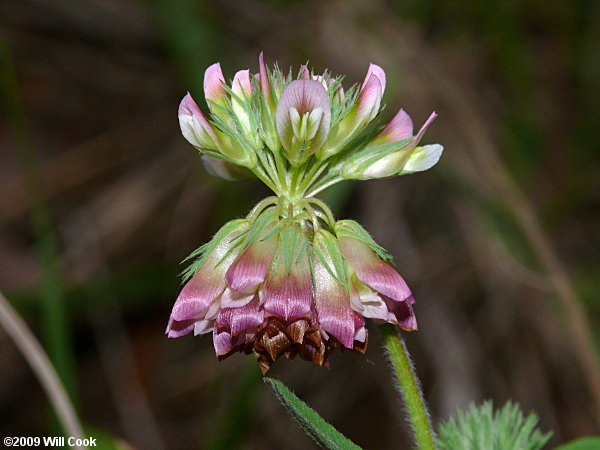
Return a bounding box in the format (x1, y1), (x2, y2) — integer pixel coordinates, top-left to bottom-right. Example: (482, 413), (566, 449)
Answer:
(168, 53), (442, 372)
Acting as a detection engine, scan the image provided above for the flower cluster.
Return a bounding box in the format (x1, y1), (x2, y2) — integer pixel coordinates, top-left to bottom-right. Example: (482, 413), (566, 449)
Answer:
(168, 53), (442, 372)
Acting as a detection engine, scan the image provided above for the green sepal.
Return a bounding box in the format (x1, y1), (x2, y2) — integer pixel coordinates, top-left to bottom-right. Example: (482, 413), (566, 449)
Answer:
(206, 101), (258, 168)
(313, 229), (349, 294)
(334, 219), (393, 263)
(242, 208), (280, 250)
(278, 224), (310, 275)
(329, 81), (360, 130)
(265, 378), (361, 450)
(179, 219), (249, 283)
(340, 137), (413, 180)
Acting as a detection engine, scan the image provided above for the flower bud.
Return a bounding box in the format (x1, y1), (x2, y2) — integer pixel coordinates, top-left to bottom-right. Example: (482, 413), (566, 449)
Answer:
(317, 63), (385, 160)
(341, 111), (442, 179)
(178, 92), (219, 150)
(276, 79), (331, 165)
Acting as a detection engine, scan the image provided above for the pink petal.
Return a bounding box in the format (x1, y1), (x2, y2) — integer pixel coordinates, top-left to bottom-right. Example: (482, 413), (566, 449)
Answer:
(166, 317), (196, 338)
(349, 280), (390, 320)
(313, 258), (355, 348)
(226, 233), (278, 291)
(275, 79), (331, 153)
(258, 52), (271, 101)
(213, 329), (235, 356)
(362, 63), (386, 95)
(166, 221), (248, 336)
(169, 271), (225, 323)
(339, 235), (412, 303)
(383, 297), (418, 331)
(353, 313), (367, 342)
(204, 62), (226, 104)
(376, 108), (414, 143)
(201, 156), (250, 181)
(178, 92), (218, 144)
(219, 287), (256, 309)
(232, 69), (252, 96)
(216, 296), (264, 336)
(412, 111), (438, 148)
(356, 74), (382, 124)
(263, 247), (312, 320)
(300, 64), (310, 80)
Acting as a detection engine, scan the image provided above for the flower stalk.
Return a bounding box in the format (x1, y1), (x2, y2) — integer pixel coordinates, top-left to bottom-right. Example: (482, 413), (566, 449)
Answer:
(379, 323), (436, 450)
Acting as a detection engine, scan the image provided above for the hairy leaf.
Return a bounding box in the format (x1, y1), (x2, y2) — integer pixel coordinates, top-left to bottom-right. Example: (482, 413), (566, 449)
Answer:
(436, 401), (552, 450)
(265, 378), (361, 450)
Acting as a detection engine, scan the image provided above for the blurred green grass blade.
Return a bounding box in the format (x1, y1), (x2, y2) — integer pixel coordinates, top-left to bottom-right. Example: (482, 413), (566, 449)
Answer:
(556, 437), (600, 450)
(0, 40), (77, 401)
(264, 378), (361, 450)
(148, 0), (221, 96)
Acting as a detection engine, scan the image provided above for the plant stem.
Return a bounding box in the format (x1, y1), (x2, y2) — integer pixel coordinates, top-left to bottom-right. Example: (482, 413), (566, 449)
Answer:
(306, 175), (344, 197)
(0, 291), (84, 446)
(378, 324), (436, 450)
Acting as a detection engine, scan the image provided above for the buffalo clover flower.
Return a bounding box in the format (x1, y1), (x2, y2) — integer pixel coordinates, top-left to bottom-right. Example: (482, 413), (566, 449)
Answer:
(167, 53), (442, 373)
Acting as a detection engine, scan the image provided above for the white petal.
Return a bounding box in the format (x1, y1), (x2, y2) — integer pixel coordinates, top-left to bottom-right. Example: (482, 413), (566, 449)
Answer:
(402, 144), (444, 173)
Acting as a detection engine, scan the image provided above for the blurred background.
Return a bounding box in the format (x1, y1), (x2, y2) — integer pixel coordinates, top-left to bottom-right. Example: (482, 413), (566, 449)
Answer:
(1, 0), (599, 448)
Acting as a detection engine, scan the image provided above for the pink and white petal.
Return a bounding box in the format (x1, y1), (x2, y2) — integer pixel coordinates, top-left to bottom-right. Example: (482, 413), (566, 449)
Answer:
(349, 280), (390, 320)
(263, 249), (312, 320)
(411, 111), (438, 147)
(166, 318), (196, 338)
(216, 297), (264, 336)
(213, 330), (235, 356)
(169, 221), (248, 323)
(356, 74), (382, 124)
(383, 297), (418, 331)
(313, 259), (356, 349)
(226, 234), (277, 291)
(339, 236), (412, 303)
(401, 144), (443, 174)
(232, 69), (252, 96)
(201, 156), (251, 181)
(178, 93), (218, 147)
(275, 79), (332, 152)
(376, 108), (414, 144)
(219, 287), (256, 309)
(169, 271), (225, 323)
(193, 318), (214, 336)
(353, 313), (367, 342)
(362, 63), (386, 94)
(300, 64), (310, 80)
(204, 62), (226, 104)
(258, 52), (271, 101)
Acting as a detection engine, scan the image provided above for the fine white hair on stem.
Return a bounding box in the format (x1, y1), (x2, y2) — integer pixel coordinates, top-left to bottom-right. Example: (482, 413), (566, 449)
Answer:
(381, 338), (433, 438)
(0, 290), (84, 447)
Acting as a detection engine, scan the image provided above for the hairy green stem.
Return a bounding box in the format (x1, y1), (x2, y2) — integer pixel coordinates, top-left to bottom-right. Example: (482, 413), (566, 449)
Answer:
(306, 175), (344, 198)
(379, 324), (436, 450)
(305, 197), (336, 229)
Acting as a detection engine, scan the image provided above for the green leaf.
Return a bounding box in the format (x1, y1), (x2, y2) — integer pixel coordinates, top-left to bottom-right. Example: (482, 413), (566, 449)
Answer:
(264, 378), (361, 450)
(556, 437), (600, 450)
(436, 401), (552, 450)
